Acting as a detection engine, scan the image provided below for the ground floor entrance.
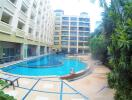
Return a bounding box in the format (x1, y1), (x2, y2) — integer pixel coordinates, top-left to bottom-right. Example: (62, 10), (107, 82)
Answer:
(0, 41), (52, 64)
(0, 41), (21, 64)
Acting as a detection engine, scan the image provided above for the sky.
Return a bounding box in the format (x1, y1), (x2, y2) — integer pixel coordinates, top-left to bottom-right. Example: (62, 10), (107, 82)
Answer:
(50, 0), (105, 32)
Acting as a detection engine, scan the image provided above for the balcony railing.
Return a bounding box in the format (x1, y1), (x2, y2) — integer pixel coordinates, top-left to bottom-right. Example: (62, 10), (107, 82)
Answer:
(0, 21), (12, 34)
(27, 34), (34, 40)
(16, 28), (25, 38)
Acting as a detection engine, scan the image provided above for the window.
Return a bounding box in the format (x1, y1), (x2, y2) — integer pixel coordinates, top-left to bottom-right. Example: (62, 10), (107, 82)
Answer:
(61, 48), (68, 53)
(62, 26), (69, 30)
(30, 13), (35, 20)
(70, 32), (77, 36)
(21, 4), (28, 14)
(40, 1), (43, 6)
(28, 28), (33, 33)
(61, 41), (68, 45)
(54, 32), (59, 35)
(54, 37), (59, 40)
(70, 37), (77, 40)
(33, 3), (36, 8)
(62, 22), (69, 26)
(70, 42), (77, 46)
(62, 17), (69, 20)
(17, 21), (25, 30)
(70, 22), (77, 26)
(70, 17), (77, 21)
(78, 42), (84, 46)
(55, 27), (60, 30)
(70, 27), (77, 31)
(54, 42), (59, 45)
(9, 0), (17, 4)
(55, 22), (60, 26)
(61, 36), (68, 40)
(70, 48), (77, 54)
(79, 37), (88, 41)
(62, 31), (68, 35)
(1, 12), (12, 24)
(36, 32), (39, 37)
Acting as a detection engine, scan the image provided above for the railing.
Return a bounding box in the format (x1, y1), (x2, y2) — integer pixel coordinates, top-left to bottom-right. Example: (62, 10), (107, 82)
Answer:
(16, 28), (25, 38)
(0, 21), (12, 34)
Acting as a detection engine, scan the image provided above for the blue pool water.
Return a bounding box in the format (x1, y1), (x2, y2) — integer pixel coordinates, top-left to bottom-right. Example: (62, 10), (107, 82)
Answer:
(1, 54), (87, 76)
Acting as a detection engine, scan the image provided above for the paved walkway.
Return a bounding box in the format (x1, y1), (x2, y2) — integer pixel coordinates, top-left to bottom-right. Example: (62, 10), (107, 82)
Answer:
(68, 54), (115, 100)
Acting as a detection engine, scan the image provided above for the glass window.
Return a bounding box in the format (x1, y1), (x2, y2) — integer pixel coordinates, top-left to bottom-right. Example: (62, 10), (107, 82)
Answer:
(33, 2), (36, 8)
(61, 36), (68, 40)
(62, 22), (69, 26)
(70, 17), (77, 21)
(70, 37), (77, 40)
(61, 41), (68, 45)
(17, 21), (25, 30)
(54, 42), (59, 45)
(70, 27), (77, 31)
(30, 13), (35, 20)
(21, 4), (28, 14)
(54, 37), (59, 40)
(9, 0), (17, 4)
(1, 12), (12, 24)
(70, 48), (77, 54)
(70, 42), (77, 46)
(28, 28), (33, 33)
(55, 27), (60, 30)
(62, 17), (69, 20)
(70, 22), (77, 26)
(62, 31), (69, 35)
(54, 32), (59, 35)
(62, 26), (69, 30)
(61, 48), (68, 53)
(70, 32), (77, 36)
(79, 37), (88, 41)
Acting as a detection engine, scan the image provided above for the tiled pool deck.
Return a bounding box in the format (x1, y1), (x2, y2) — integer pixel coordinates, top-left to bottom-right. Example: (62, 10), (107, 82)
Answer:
(0, 54), (115, 100)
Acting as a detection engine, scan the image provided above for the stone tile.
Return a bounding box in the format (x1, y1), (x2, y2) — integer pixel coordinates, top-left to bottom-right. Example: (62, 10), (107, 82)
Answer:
(4, 87), (28, 100)
(63, 94), (85, 100)
(18, 78), (38, 89)
(25, 91), (59, 100)
(33, 80), (60, 93)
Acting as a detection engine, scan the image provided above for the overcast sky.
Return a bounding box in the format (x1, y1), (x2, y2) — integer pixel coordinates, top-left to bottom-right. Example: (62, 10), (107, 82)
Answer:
(50, 0), (105, 32)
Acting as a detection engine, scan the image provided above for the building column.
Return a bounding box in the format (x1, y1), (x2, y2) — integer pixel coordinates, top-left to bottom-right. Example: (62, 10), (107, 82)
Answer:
(36, 45), (40, 56)
(21, 44), (28, 59)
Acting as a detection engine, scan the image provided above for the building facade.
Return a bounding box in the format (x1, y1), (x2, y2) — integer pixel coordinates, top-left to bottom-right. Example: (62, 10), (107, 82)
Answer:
(0, 0), (55, 64)
(54, 10), (90, 54)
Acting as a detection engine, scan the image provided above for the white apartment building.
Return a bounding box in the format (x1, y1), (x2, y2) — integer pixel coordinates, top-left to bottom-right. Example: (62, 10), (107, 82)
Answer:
(54, 10), (90, 54)
(0, 0), (55, 64)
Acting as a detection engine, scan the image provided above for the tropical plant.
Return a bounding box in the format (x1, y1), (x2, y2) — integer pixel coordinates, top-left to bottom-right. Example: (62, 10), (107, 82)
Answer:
(90, 0), (132, 99)
(0, 91), (16, 100)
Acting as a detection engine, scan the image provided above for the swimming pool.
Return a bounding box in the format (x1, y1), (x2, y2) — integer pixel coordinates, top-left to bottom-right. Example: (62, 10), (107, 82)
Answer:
(1, 54), (87, 76)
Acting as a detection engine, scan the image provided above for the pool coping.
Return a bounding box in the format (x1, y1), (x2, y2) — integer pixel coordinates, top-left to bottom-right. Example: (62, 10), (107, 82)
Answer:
(0, 54), (90, 78)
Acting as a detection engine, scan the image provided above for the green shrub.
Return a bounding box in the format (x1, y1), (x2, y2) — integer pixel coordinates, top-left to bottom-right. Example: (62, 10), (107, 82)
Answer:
(89, 34), (108, 64)
(0, 91), (16, 100)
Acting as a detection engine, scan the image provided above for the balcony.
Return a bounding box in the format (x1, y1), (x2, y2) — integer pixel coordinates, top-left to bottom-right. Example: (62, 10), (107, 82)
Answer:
(27, 34), (34, 40)
(18, 11), (27, 22)
(16, 28), (25, 38)
(0, 21), (12, 34)
(4, 0), (16, 14)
